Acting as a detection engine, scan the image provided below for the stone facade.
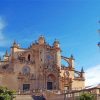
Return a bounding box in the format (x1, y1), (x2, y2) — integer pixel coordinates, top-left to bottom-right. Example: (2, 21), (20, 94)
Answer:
(0, 36), (85, 92)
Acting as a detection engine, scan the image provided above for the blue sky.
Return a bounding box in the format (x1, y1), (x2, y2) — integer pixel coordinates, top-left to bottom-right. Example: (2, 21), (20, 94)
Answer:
(0, 0), (100, 85)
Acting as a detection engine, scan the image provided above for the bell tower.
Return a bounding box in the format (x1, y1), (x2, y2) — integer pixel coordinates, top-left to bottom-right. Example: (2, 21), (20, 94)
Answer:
(3, 50), (9, 61)
(11, 40), (20, 54)
(10, 40), (20, 61)
(38, 35), (45, 45)
(53, 39), (61, 68)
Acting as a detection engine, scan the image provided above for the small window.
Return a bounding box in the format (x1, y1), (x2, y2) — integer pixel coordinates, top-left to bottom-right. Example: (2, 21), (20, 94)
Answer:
(28, 54), (31, 61)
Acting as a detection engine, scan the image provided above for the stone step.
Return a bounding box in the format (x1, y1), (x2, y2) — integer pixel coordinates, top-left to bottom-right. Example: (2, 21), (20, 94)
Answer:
(13, 94), (64, 100)
(14, 95), (33, 100)
(48, 95), (64, 100)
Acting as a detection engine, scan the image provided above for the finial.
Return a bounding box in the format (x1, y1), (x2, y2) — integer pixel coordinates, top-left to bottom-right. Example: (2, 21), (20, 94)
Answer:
(12, 40), (20, 48)
(53, 39), (60, 48)
(40, 35), (44, 38)
(54, 39), (59, 43)
(81, 67), (84, 73)
(38, 35), (45, 44)
(12, 40), (17, 47)
(13, 40), (16, 45)
(55, 38), (57, 41)
(0, 57), (1, 61)
(5, 50), (8, 56)
(39, 35), (45, 40)
(70, 54), (74, 59)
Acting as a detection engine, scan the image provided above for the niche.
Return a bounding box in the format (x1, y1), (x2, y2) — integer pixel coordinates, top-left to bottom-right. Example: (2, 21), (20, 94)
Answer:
(28, 54), (31, 61)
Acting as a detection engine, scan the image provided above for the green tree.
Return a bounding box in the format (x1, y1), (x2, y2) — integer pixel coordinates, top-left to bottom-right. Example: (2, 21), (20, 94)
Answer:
(79, 93), (94, 100)
(0, 86), (15, 100)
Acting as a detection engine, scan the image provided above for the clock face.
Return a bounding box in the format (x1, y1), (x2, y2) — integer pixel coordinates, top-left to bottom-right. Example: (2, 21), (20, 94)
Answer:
(22, 66), (30, 74)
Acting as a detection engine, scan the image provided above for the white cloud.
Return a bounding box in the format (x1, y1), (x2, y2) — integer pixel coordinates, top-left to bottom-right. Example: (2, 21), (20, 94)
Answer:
(85, 65), (100, 86)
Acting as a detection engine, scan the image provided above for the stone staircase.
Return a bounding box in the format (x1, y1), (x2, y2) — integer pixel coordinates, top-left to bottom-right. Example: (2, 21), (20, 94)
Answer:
(13, 91), (64, 100)
(13, 94), (64, 100)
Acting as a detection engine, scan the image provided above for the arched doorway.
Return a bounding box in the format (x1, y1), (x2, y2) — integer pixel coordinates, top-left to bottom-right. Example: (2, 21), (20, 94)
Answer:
(47, 74), (56, 90)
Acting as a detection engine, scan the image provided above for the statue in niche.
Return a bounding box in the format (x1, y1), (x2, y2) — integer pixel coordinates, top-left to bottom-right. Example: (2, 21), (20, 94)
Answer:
(48, 76), (52, 82)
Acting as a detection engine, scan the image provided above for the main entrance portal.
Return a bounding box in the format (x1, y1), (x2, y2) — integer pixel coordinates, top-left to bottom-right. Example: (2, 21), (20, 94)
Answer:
(23, 84), (30, 91)
(47, 82), (53, 90)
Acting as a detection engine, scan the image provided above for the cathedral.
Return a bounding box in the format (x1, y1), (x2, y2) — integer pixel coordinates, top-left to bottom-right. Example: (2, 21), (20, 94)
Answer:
(0, 36), (85, 92)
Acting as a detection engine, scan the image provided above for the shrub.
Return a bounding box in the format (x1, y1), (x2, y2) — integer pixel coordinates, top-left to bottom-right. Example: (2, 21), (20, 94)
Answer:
(79, 92), (94, 100)
(0, 86), (15, 100)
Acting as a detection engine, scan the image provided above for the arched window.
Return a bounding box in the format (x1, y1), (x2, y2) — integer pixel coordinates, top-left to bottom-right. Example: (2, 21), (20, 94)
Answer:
(28, 54), (31, 61)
